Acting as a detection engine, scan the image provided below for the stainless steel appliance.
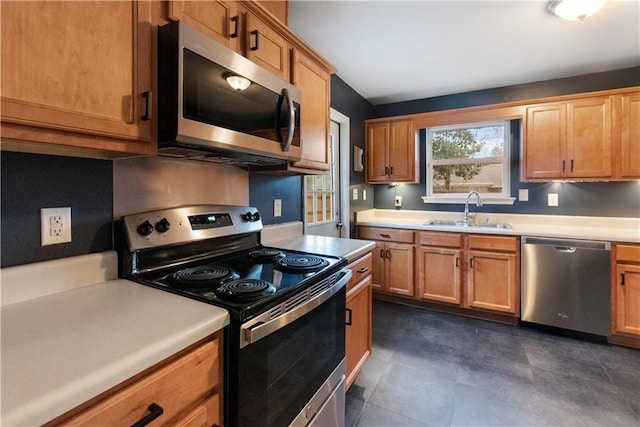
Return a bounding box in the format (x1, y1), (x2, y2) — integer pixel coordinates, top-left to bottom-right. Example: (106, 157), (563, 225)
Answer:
(521, 236), (611, 336)
(119, 205), (350, 427)
(158, 21), (302, 166)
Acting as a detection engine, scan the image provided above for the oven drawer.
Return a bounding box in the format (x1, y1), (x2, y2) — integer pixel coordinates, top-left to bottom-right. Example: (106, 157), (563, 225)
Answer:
(60, 336), (222, 427)
(347, 252), (372, 292)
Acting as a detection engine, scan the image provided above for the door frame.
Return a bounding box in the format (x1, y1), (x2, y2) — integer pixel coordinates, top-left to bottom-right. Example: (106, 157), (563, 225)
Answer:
(332, 108), (351, 239)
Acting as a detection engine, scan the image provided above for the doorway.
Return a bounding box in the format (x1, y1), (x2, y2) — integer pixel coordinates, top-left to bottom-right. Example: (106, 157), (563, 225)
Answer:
(304, 109), (350, 238)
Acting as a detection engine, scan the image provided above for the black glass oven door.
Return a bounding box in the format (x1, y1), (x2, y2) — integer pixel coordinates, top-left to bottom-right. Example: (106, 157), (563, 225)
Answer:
(236, 286), (345, 427)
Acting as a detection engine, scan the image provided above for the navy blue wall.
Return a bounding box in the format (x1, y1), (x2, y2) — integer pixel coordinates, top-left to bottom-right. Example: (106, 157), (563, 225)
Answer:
(248, 174), (303, 225)
(373, 67), (640, 217)
(1, 152), (113, 268)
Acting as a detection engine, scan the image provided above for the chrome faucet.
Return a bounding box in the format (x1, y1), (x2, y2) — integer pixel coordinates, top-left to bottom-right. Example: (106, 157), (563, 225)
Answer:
(463, 191), (483, 224)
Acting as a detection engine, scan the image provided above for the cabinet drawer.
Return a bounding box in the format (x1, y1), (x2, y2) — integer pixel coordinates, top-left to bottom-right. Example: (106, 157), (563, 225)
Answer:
(347, 252), (373, 292)
(62, 337), (221, 426)
(419, 232), (463, 248)
(469, 235), (518, 252)
(358, 227), (414, 244)
(617, 244), (640, 263)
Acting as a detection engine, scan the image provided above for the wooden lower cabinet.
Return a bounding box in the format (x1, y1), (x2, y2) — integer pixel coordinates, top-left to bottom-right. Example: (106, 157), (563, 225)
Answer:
(358, 227), (415, 297)
(53, 333), (223, 426)
(345, 252), (372, 388)
(418, 231), (520, 316)
(611, 244), (640, 348)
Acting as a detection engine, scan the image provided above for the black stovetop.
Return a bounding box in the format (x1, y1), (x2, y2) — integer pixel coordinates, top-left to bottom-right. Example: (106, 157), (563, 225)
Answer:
(133, 246), (345, 322)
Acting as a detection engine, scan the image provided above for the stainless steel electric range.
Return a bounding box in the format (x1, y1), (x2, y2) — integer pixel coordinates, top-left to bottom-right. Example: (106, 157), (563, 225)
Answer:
(118, 205), (350, 427)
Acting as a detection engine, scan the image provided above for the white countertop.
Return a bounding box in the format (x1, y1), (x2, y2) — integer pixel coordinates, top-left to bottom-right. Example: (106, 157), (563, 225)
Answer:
(268, 234), (376, 261)
(1, 252), (229, 426)
(356, 209), (640, 243)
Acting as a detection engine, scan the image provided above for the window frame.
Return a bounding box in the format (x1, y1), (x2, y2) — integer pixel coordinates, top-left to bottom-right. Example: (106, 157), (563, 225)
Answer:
(422, 120), (515, 205)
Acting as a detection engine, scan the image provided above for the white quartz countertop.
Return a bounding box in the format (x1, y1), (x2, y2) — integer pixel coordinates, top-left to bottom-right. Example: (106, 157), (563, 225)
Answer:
(356, 209), (640, 243)
(267, 234), (376, 261)
(1, 253), (229, 426)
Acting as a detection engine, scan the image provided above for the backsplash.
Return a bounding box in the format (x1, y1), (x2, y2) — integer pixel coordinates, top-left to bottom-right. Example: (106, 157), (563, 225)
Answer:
(1, 152), (113, 268)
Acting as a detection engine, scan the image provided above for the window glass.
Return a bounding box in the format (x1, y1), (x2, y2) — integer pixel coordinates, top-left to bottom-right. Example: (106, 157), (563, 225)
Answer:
(426, 121), (510, 197)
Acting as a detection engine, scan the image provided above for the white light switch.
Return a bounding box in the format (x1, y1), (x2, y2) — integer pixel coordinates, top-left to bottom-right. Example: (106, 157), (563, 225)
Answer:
(548, 193), (558, 207)
(274, 199), (282, 217)
(362, 190), (367, 201)
(519, 189), (529, 202)
(352, 188), (358, 200)
(394, 196), (402, 207)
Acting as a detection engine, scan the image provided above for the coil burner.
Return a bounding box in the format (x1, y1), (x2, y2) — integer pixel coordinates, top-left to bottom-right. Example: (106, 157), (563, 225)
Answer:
(215, 279), (276, 301)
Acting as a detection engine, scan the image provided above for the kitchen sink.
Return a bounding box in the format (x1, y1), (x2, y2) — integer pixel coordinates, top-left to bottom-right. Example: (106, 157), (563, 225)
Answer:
(422, 220), (513, 229)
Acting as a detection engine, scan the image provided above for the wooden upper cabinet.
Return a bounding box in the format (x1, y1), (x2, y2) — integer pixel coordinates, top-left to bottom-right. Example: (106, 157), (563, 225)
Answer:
(616, 92), (640, 179)
(366, 120), (418, 184)
(291, 49), (330, 171)
(366, 123), (389, 182)
(168, 0), (241, 52)
(525, 96), (612, 180)
(0, 1), (154, 155)
(243, 8), (289, 79)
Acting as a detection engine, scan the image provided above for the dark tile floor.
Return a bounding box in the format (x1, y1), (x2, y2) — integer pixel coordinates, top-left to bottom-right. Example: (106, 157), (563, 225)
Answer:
(346, 300), (640, 427)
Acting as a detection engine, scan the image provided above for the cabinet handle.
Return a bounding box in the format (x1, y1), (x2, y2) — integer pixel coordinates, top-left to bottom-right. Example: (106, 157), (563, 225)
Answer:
(380, 249), (385, 258)
(570, 159), (574, 172)
(141, 91), (152, 121)
(385, 249), (391, 259)
(621, 273), (626, 286)
(562, 160), (566, 173)
(389, 166), (393, 175)
(230, 16), (239, 38)
(357, 267), (369, 274)
(345, 308), (353, 326)
(131, 403), (164, 427)
(384, 166), (389, 175)
(380, 233), (391, 238)
(250, 30), (259, 51)
(469, 258), (474, 268)
(455, 257), (459, 267)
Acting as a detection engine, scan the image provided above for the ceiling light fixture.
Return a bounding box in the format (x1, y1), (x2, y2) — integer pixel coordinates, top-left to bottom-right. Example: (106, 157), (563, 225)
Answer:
(225, 74), (251, 91)
(548, 0), (608, 21)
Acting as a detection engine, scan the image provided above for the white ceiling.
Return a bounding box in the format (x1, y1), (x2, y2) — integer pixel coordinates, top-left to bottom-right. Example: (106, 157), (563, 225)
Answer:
(288, 0), (640, 105)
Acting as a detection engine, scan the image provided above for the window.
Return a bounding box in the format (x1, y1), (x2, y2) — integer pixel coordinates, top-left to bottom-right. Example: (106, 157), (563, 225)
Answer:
(304, 139), (336, 224)
(423, 121), (514, 204)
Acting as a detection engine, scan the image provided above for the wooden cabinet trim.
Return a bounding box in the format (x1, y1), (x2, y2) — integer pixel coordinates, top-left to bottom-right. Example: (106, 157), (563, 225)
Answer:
(357, 227), (415, 244)
(468, 235), (518, 252)
(616, 244), (640, 263)
(419, 231), (464, 248)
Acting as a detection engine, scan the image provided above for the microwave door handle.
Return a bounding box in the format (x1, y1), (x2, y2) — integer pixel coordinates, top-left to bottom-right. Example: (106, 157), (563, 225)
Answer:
(281, 88), (295, 152)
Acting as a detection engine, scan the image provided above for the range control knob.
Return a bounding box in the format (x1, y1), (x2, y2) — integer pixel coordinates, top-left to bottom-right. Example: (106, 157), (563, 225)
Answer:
(136, 220), (154, 236)
(252, 212), (261, 222)
(242, 212), (254, 222)
(155, 218), (171, 233)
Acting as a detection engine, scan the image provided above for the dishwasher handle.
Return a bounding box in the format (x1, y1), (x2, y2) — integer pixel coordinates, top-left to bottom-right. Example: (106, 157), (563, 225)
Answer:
(554, 246), (576, 253)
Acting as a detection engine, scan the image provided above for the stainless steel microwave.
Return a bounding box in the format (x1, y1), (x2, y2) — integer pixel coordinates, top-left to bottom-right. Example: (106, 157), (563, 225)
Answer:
(158, 21), (302, 166)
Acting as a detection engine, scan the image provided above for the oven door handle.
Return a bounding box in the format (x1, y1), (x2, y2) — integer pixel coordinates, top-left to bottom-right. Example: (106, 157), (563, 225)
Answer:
(241, 268), (352, 347)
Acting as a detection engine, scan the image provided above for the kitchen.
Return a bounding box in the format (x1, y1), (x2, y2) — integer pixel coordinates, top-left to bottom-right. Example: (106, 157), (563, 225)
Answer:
(1, 1), (639, 426)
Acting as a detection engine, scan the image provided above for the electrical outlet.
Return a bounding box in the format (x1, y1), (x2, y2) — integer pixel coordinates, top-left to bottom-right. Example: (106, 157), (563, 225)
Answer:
(519, 189), (529, 202)
(394, 196), (402, 207)
(41, 207), (71, 246)
(548, 193), (559, 207)
(274, 199), (282, 217)
(352, 188), (358, 200)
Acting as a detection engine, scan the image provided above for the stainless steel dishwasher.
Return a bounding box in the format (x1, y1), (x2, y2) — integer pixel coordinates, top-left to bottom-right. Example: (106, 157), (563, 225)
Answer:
(521, 237), (611, 336)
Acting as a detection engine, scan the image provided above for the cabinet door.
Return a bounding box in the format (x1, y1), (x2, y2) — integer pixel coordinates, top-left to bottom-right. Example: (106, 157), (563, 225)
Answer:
(371, 242), (386, 292)
(385, 243), (415, 296)
(618, 92), (640, 178)
(168, 0), (240, 52)
(244, 10), (289, 79)
(466, 250), (518, 314)
(567, 97), (612, 178)
(525, 104), (566, 179)
(388, 120), (416, 182)
(291, 49), (330, 170)
(1, 1), (152, 144)
(418, 247), (462, 305)
(614, 263), (640, 336)
(346, 276), (372, 388)
(366, 123), (389, 183)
